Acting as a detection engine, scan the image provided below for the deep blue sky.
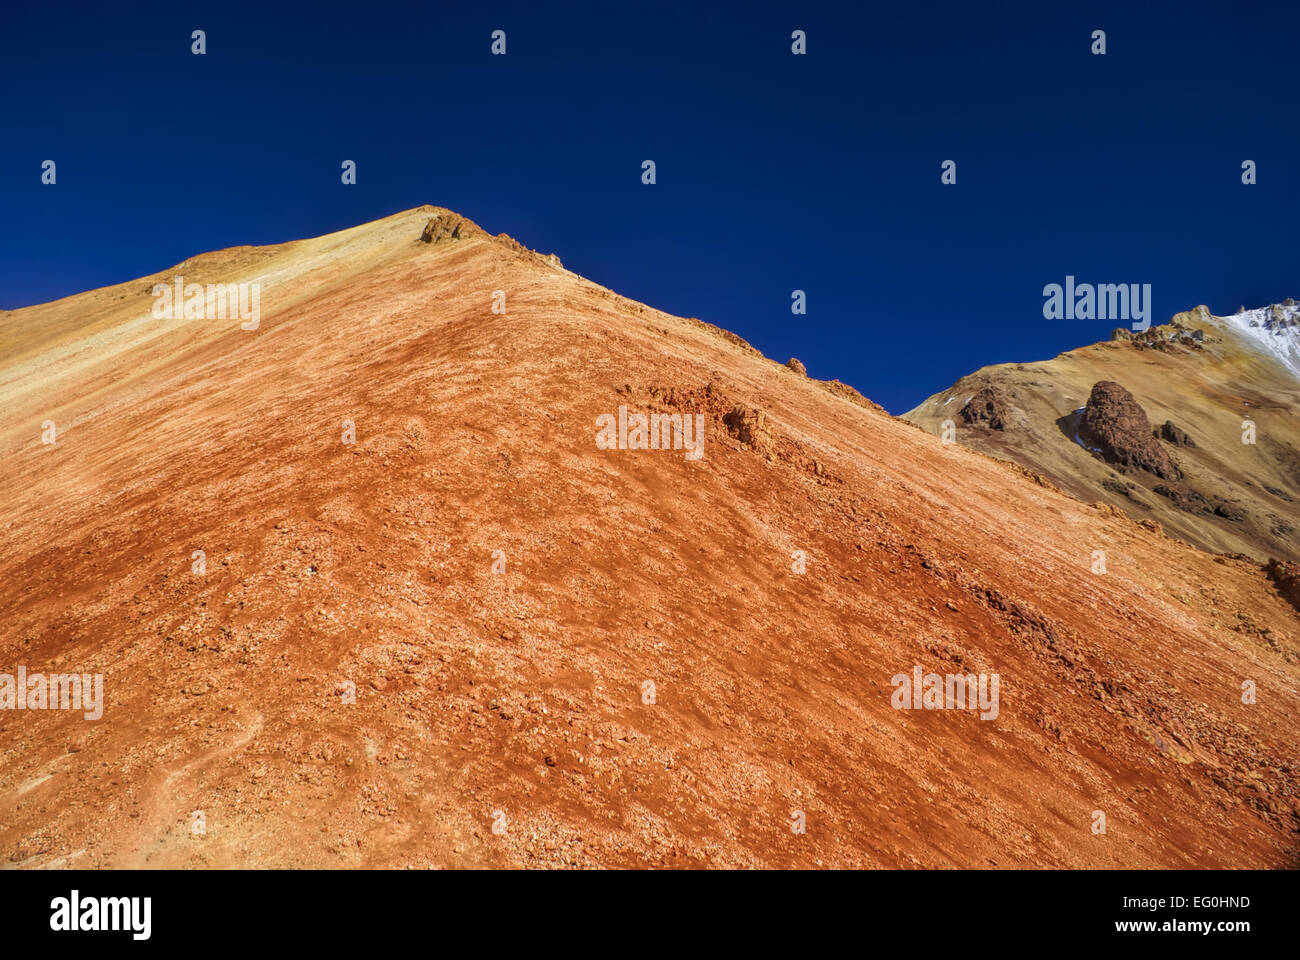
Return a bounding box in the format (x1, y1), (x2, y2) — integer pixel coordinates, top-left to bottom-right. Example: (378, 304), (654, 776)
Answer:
(2, 0), (1297, 412)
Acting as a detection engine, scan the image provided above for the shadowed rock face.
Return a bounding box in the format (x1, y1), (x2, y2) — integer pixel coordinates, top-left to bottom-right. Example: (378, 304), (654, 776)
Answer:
(1077, 381), (1182, 481)
(1266, 558), (1300, 612)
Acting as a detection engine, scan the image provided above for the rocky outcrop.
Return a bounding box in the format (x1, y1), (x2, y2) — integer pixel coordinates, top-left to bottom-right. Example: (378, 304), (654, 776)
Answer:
(820, 379), (888, 414)
(1271, 304), (1300, 329)
(684, 318), (764, 357)
(1266, 558), (1300, 612)
(1077, 381), (1182, 480)
(959, 384), (1019, 431)
(1154, 484), (1208, 514)
(419, 213), (479, 244)
(1171, 305), (1213, 327)
(723, 404), (773, 456)
(785, 357), (807, 376)
(1129, 323), (1206, 353)
(905, 300), (1300, 564)
(1154, 484), (1246, 521)
(493, 231), (564, 270)
(1158, 420), (1196, 447)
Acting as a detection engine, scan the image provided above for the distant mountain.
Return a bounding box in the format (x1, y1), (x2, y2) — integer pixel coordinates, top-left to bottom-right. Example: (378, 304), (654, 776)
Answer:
(905, 304), (1300, 563)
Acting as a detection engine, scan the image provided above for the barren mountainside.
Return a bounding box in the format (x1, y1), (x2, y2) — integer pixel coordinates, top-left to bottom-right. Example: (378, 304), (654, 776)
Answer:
(1, 208), (1297, 868)
(905, 305), (1300, 564)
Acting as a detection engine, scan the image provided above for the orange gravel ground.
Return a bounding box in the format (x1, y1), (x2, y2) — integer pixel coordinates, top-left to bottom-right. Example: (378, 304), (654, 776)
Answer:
(0, 207), (1296, 868)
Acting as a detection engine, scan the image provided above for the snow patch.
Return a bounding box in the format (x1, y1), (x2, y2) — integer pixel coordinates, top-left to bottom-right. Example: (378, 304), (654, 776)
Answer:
(1070, 406), (1102, 453)
(1217, 304), (1300, 381)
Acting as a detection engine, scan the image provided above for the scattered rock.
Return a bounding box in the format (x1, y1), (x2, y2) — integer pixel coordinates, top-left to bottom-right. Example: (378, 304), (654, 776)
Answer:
(785, 357), (807, 376)
(9, 842), (45, 862)
(1102, 476), (1136, 499)
(1263, 484), (1294, 502)
(1154, 484), (1246, 522)
(1154, 484), (1209, 513)
(1128, 323), (1206, 353)
(1213, 501), (1246, 521)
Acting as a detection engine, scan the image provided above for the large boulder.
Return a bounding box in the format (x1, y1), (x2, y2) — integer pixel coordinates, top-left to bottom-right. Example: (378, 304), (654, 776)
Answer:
(1078, 381), (1182, 480)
